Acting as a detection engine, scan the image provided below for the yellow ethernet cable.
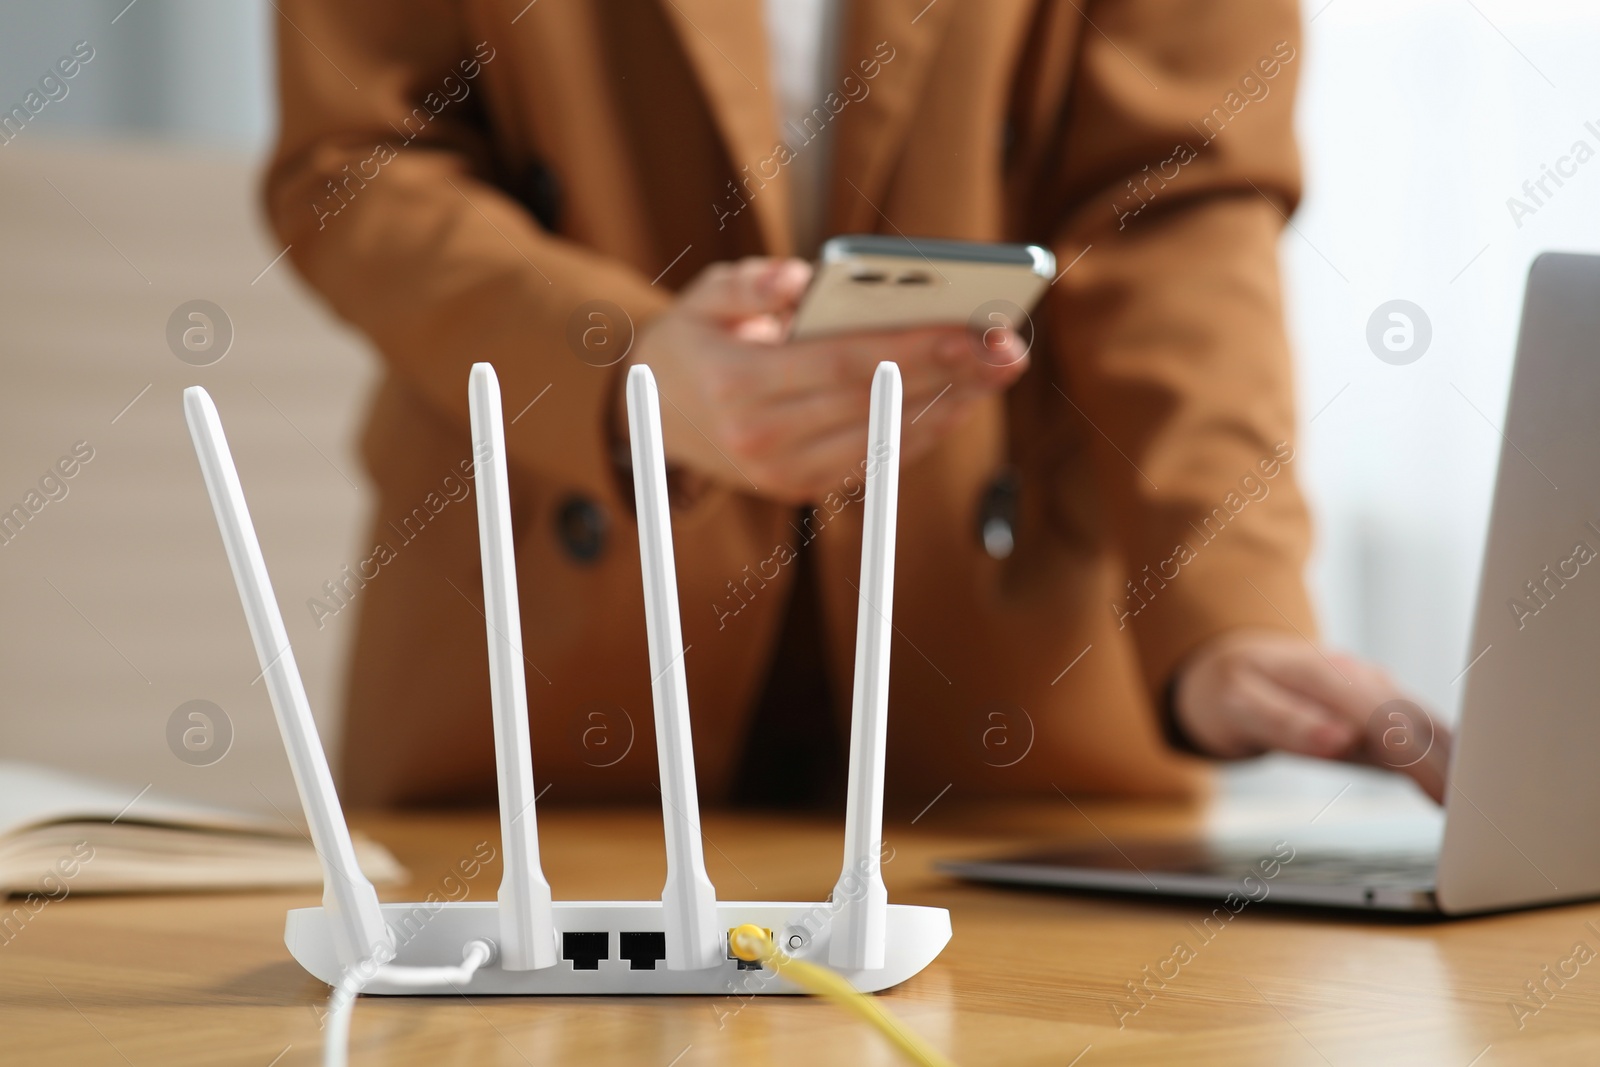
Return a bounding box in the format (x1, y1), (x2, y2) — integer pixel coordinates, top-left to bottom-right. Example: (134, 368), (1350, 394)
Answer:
(727, 924), (958, 1067)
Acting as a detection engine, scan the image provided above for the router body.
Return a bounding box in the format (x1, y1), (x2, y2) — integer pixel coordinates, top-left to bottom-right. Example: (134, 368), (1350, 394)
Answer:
(286, 901), (950, 994)
(184, 360), (948, 997)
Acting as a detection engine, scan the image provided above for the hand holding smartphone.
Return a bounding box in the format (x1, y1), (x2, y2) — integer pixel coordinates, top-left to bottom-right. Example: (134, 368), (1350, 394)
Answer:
(618, 243), (1039, 505)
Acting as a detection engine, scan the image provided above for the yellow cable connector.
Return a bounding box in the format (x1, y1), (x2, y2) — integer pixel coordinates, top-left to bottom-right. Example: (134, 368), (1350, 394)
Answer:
(727, 924), (958, 1067)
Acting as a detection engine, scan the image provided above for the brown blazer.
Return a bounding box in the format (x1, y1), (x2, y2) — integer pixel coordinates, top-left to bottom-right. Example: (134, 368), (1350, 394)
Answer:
(265, 0), (1316, 809)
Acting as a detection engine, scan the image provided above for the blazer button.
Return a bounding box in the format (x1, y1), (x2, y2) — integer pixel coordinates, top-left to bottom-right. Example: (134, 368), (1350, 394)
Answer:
(977, 469), (1019, 560)
(512, 158), (563, 233)
(555, 495), (608, 563)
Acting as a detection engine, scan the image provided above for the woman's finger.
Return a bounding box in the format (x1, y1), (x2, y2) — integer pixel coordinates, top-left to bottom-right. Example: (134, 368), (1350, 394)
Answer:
(1230, 674), (1359, 758)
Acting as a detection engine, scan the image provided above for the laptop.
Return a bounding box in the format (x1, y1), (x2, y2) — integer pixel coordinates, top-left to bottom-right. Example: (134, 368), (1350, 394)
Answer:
(939, 252), (1600, 915)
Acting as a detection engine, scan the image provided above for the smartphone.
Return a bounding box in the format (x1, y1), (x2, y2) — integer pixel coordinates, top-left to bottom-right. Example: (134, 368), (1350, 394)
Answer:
(788, 234), (1056, 341)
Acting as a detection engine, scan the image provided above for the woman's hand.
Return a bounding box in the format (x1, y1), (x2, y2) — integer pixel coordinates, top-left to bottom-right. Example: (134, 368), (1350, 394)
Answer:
(616, 256), (1030, 504)
(1172, 628), (1451, 802)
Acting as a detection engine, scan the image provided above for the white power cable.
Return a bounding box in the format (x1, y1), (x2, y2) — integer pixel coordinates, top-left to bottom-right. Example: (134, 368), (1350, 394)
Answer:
(323, 939), (496, 1067)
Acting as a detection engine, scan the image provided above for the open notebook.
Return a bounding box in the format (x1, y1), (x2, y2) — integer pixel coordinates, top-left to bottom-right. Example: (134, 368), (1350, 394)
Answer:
(0, 762), (404, 896)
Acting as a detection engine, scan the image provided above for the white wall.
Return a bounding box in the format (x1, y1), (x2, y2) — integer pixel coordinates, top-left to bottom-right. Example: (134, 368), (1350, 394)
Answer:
(1292, 0), (1600, 720)
(0, 0), (272, 147)
(0, 3), (355, 814)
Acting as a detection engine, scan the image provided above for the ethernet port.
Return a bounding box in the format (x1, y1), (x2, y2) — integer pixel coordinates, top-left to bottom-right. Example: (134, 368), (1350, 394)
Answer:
(619, 931), (667, 970)
(562, 931), (609, 970)
(727, 926), (772, 971)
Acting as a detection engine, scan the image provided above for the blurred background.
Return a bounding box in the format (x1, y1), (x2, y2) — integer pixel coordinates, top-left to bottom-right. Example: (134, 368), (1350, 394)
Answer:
(1, 0), (1597, 813)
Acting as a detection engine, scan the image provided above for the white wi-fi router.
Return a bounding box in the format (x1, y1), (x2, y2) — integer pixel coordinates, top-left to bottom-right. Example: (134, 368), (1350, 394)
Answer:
(183, 360), (950, 995)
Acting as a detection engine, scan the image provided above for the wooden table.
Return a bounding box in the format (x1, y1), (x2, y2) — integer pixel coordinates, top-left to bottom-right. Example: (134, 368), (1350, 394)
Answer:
(5, 802), (1598, 1066)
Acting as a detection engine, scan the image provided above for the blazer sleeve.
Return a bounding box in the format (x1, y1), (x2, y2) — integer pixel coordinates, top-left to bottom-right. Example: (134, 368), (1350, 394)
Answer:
(261, 0), (672, 493)
(1038, 0), (1317, 699)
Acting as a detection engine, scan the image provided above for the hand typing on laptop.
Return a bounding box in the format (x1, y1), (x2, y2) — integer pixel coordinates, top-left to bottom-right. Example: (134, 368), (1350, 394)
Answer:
(1173, 628), (1450, 802)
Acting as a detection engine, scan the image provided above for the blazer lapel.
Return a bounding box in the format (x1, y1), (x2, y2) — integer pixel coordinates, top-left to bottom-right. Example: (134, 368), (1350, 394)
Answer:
(827, 0), (959, 235)
(659, 0), (792, 254)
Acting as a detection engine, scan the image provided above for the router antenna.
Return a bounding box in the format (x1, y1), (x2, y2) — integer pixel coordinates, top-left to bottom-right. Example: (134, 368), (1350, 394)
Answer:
(468, 364), (558, 971)
(183, 387), (392, 969)
(830, 362), (902, 970)
(625, 365), (722, 970)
